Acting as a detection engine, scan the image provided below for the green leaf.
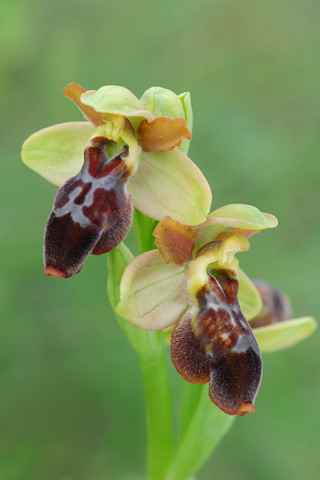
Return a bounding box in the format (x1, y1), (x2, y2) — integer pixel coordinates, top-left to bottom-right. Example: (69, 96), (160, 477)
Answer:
(204, 203), (278, 230)
(116, 250), (188, 330)
(81, 85), (154, 121)
(21, 122), (94, 186)
(166, 385), (235, 480)
(253, 316), (317, 353)
(238, 268), (263, 320)
(128, 149), (212, 225)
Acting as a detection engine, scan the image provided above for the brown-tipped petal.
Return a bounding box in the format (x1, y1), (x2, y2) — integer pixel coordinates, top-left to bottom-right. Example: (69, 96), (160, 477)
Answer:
(153, 216), (197, 265)
(63, 83), (105, 127)
(250, 280), (292, 328)
(137, 117), (191, 153)
(44, 137), (132, 278)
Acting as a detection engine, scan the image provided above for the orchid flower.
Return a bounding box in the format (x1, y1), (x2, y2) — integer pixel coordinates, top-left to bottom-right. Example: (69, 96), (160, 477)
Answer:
(21, 83), (211, 277)
(116, 204), (316, 415)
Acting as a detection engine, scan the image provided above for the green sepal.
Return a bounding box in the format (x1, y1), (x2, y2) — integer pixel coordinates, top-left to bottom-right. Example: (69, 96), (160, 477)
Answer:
(107, 243), (163, 357)
(21, 122), (94, 186)
(128, 149), (212, 225)
(253, 316), (317, 353)
(116, 250), (188, 330)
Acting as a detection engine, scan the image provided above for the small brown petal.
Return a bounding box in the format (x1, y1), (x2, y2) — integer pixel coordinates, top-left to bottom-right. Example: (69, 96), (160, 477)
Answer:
(153, 216), (197, 265)
(63, 83), (105, 127)
(137, 117), (191, 153)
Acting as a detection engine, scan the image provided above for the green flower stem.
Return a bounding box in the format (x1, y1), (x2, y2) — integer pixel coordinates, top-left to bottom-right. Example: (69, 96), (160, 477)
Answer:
(165, 384), (235, 480)
(107, 242), (173, 480)
(133, 208), (157, 253)
(140, 333), (173, 480)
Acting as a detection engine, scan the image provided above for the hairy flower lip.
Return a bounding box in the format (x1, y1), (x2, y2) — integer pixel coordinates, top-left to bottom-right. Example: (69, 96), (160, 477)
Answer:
(43, 135), (134, 278)
(171, 267), (263, 416)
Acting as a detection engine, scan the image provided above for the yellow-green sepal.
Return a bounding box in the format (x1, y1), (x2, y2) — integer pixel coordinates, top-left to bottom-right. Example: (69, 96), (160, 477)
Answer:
(116, 250), (188, 330)
(128, 149), (212, 225)
(253, 316), (317, 353)
(21, 122), (94, 186)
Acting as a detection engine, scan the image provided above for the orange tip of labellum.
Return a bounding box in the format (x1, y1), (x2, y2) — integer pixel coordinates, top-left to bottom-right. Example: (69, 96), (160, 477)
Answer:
(235, 402), (255, 416)
(44, 266), (70, 278)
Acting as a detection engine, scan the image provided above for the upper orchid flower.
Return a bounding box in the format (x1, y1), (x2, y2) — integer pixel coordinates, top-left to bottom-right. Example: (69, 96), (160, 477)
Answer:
(116, 204), (316, 415)
(21, 84), (212, 277)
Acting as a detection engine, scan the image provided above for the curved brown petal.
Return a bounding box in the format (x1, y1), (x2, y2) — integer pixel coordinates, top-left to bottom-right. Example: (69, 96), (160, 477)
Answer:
(153, 216), (197, 265)
(137, 117), (191, 153)
(44, 136), (132, 278)
(63, 83), (105, 127)
(171, 269), (262, 416)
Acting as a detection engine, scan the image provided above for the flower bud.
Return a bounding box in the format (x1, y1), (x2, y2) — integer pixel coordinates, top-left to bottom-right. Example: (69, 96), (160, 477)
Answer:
(44, 136), (132, 278)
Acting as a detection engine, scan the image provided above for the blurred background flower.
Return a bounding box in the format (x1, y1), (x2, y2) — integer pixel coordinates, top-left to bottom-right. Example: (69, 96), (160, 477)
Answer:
(1, 0), (319, 479)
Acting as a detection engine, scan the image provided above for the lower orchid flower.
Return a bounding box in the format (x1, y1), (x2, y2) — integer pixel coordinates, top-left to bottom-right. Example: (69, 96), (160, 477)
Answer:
(116, 203), (316, 415)
(21, 83), (212, 277)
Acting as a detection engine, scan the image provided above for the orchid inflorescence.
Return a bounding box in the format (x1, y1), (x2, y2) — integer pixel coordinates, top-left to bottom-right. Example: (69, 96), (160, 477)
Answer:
(22, 82), (316, 419)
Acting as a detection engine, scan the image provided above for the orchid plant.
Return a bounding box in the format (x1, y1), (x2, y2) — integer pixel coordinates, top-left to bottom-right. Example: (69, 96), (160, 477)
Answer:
(22, 83), (316, 480)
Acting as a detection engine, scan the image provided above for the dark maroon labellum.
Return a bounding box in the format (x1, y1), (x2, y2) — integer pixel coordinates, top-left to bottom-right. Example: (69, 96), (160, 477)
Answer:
(44, 137), (133, 278)
(171, 268), (262, 416)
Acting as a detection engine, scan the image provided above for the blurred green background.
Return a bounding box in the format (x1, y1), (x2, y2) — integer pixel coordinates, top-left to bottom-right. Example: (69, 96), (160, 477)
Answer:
(1, 0), (319, 478)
